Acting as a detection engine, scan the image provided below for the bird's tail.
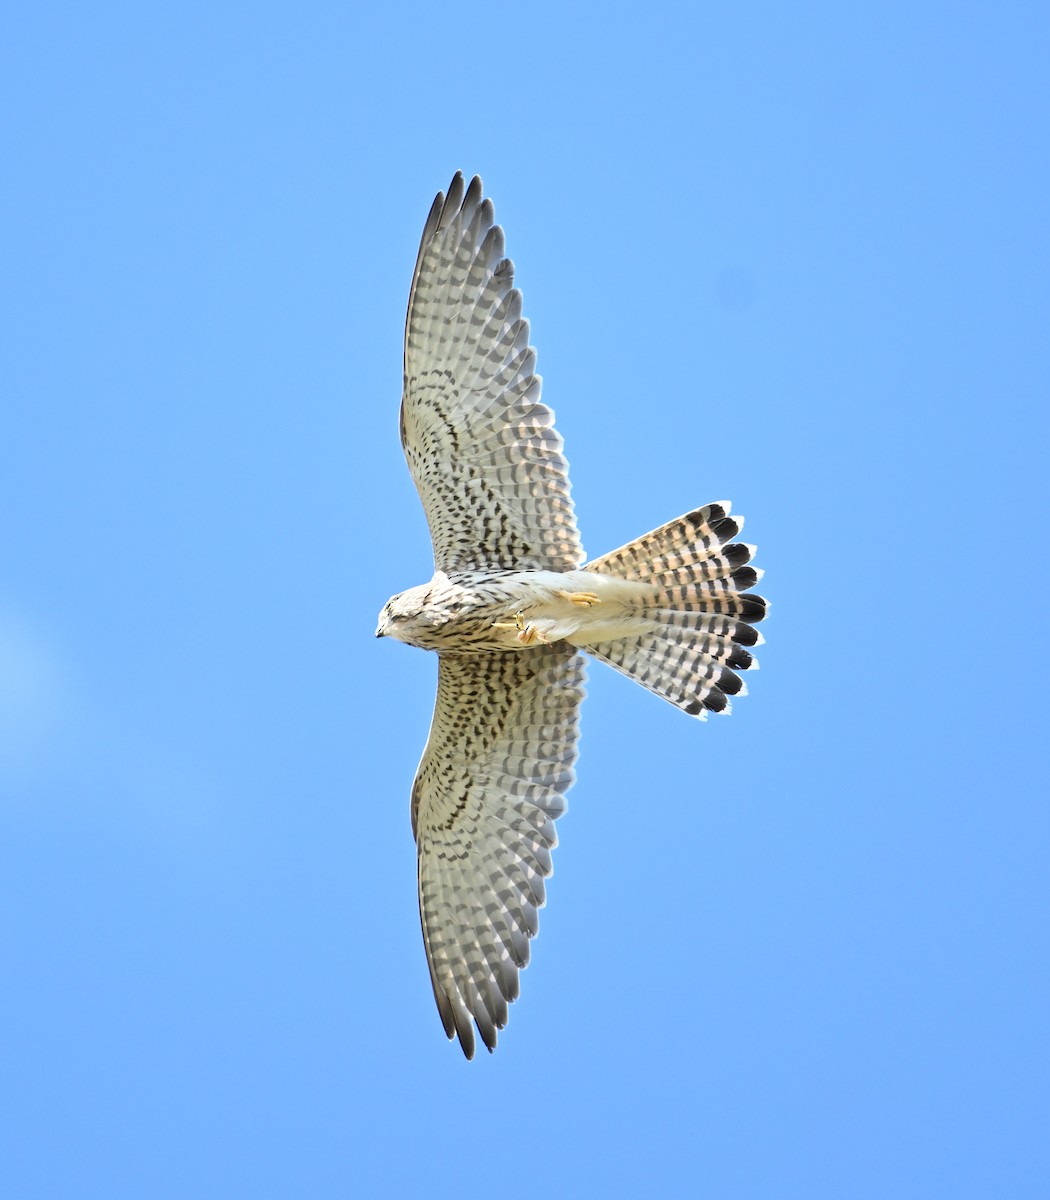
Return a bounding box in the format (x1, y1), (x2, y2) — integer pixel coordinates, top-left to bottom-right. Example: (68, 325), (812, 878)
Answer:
(583, 503), (767, 717)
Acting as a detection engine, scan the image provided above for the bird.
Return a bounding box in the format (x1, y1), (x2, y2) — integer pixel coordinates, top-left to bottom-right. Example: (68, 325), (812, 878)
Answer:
(376, 173), (767, 1058)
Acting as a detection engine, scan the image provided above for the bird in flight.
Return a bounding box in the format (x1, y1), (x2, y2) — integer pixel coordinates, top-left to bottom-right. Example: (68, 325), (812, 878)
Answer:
(377, 173), (767, 1058)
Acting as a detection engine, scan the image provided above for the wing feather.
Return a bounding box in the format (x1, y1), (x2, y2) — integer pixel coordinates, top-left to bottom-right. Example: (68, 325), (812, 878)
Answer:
(401, 173), (584, 573)
(411, 644), (586, 1058)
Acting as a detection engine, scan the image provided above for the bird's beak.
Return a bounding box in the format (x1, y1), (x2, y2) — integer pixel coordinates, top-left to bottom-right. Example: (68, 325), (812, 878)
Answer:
(375, 624), (385, 638)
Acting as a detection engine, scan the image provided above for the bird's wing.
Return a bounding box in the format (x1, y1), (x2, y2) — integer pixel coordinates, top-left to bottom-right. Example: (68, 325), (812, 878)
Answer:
(400, 173), (584, 573)
(412, 644), (586, 1058)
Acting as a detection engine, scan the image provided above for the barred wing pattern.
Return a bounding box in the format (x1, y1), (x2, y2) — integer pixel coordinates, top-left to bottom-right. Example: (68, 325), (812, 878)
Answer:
(412, 645), (586, 1058)
(400, 172), (584, 573)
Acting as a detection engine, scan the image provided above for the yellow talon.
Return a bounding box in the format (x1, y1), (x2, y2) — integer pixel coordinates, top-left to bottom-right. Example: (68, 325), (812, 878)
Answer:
(517, 623), (550, 646)
(561, 590), (601, 607)
(494, 609), (553, 645)
(493, 610), (528, 633)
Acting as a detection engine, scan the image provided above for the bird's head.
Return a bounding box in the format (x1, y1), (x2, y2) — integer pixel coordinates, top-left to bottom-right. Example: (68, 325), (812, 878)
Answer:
(375, 582), (435, 644)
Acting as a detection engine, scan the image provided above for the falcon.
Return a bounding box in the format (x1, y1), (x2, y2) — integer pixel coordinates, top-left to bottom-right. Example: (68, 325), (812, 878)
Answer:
(377, 173), (767, 1057)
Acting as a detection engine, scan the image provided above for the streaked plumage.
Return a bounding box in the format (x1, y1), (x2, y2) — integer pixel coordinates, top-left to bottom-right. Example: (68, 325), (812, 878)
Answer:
(377, 174), (768, 1057)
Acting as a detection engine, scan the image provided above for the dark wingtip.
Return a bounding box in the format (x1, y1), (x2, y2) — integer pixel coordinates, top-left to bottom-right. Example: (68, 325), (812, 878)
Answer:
(732, 622), (760, 646)
(724, 542), (752, 568)
(727, 645), (754, 671)
(718, 668), (744, 696)
(738, 593), (768, 622)
(710, 516), (741, 543)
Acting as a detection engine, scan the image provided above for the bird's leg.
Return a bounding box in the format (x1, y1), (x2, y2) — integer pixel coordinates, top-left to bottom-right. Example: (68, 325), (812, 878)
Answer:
(492, 610), (528, 632)
(492, 610), (551, 645)
(516, 621), (550, 646)
(559, 590), (601, 608)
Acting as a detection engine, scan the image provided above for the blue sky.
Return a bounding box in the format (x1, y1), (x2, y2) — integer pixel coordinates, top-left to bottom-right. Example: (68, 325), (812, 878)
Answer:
(2, 2), (1048, 1196)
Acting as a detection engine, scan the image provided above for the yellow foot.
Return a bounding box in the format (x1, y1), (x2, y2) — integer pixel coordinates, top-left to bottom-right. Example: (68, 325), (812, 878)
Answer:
(494, 609), (551, 645)
(492, 610), (528, 633)
(560, 590), (601, 608)
(491, 610), (550, 645)
(517, 623), (550, 646)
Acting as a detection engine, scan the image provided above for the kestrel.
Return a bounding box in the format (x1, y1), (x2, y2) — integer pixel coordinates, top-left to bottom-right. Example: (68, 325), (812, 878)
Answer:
(377, 173), (767, 1057)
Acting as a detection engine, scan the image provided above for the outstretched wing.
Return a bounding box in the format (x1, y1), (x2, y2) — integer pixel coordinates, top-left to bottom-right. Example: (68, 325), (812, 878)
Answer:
(412, 644), (586, 1058)
(400, 173), (584, 573)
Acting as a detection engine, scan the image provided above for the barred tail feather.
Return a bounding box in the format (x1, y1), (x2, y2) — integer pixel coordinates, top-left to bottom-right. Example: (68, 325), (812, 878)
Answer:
(584, 503), (767, 718)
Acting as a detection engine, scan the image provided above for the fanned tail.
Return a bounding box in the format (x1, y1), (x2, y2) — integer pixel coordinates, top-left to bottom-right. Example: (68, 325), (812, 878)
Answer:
(584, 502), (767, 717)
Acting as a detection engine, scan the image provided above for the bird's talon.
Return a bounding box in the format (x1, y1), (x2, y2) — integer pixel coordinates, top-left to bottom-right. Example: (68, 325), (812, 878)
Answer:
(561, 590), (601, 608)
(494, 610), (530, 635)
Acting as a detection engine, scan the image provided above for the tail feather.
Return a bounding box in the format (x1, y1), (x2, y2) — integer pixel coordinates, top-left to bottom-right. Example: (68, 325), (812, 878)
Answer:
(584, 503), (767, 718)
(589, 503), (741, 577)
